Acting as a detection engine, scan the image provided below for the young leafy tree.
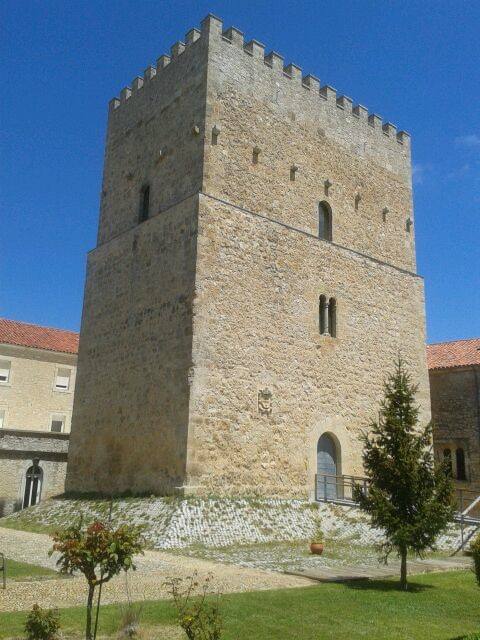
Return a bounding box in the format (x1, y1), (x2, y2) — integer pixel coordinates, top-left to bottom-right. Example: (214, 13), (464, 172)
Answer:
(50, 520), (144, 640)
(353, 358), (455, 590)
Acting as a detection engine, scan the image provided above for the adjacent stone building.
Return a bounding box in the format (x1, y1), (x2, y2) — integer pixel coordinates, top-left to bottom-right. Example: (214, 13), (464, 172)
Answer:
(66, 15), (431, 499)
(427, 338), (480, 497)
(0, 318), (78, 514)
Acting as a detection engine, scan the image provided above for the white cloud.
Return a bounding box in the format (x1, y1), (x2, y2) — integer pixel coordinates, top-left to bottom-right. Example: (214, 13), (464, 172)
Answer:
(412, 163), (430, 185)
(455, 134), (480, 148)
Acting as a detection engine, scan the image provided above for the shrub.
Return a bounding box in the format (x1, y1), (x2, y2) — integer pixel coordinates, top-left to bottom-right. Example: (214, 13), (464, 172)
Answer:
(471, 533), (480, 586)
(117, 601), (143, 639)
(165, 572), (222, 640)
(24, 605), (60, 640)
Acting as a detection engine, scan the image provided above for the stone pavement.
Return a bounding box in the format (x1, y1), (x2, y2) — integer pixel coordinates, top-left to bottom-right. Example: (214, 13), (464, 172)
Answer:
(0, 527), (472, 613)
(287, 555), (471, 582)
(0, 527), (313, 612)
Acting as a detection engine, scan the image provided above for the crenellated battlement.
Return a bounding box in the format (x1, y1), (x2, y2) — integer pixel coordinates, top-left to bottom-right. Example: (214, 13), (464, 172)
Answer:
(109, 14), (410, 151)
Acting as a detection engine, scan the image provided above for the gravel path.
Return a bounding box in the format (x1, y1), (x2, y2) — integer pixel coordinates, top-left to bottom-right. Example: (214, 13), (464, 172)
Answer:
(0, 527), (58, 570)
(0, 527), (313, 612)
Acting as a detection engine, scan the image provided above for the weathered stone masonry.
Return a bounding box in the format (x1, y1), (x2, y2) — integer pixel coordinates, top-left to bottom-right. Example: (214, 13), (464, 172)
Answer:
(428, 340), (480, 497)
(66, 14), (430, 498)
(0, 429), (68, 516)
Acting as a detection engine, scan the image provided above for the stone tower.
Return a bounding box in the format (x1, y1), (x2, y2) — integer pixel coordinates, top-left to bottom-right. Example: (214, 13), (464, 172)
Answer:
(66, 14), (430, 498)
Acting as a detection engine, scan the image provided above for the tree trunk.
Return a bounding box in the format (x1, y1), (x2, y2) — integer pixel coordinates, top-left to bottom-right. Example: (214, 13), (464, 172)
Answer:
(86, 584), (95, 640)
(400, 548), (408, 591)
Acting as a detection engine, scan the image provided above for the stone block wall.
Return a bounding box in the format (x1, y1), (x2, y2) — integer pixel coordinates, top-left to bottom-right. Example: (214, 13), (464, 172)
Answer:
(185, 195), (430, 497)
(97, 31), (208, 246)
(0, 429), (68, 516)
(66, 196), (199, 495)
(203, 16), (415, 273)
(0, 345), (76, 433)
(430, 367), (480, 495)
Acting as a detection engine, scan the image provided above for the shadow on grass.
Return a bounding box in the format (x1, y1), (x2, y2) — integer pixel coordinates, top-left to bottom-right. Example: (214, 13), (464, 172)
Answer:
(343, 577), (434, 593)
(449, 635), (480, 640)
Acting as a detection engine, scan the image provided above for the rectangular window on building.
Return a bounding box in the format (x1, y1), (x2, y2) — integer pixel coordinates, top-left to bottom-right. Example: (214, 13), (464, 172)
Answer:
(0, 360), (11, 383)
(0, 409), (5, 428)
(139, 185), (150, 223)
(55, 368), (71, 391)
(50, 414), (66, 433)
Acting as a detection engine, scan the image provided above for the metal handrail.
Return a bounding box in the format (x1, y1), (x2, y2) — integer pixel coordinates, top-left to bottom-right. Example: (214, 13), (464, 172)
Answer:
(315, 473), (480, 551)
(315, 473), (369, 503)
(315, 473), (480, 522)
(461, 494), (480, 517)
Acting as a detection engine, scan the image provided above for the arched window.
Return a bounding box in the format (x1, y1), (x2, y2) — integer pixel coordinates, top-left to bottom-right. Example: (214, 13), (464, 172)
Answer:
(456, 448), (466, 481)
(319, 295), (327, 335)
(328, 298), (337, 338)
(443, 448), (452, 476)
(139, 185), (150, 223)
(318, 202), (332, 241)
(319, 295), (337, 338)
(23, 461), (43, 509)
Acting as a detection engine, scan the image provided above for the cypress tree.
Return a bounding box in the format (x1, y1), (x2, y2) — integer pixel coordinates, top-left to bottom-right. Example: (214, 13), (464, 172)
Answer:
(354, 358), (455, 590)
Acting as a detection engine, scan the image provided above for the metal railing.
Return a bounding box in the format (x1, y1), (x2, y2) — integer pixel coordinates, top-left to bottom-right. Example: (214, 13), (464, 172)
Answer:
(456, 489), (480, 549)
(315, 473), (480, 550)
(315, 473), (368, 504)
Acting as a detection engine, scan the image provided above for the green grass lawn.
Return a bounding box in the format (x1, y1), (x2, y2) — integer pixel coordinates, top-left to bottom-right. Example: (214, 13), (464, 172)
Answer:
(0, 570), (478, 639)
(3, 558), (59, 582)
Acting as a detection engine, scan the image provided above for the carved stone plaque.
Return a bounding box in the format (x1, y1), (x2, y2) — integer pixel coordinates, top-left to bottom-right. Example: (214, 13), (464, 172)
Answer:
(258, 388), (272, 416)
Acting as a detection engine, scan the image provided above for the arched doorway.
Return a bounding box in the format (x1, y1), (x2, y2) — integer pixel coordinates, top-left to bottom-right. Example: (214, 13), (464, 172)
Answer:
(23, 461), (43, 509)
(317, 433), (339, 499)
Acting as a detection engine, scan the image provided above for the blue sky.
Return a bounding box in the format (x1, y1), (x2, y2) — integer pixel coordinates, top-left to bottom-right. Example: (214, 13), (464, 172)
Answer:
(1, 0), (479, 343)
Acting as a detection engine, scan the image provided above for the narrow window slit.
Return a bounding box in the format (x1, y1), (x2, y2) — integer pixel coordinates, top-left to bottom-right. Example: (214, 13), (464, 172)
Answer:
(139, 185), (150, 223)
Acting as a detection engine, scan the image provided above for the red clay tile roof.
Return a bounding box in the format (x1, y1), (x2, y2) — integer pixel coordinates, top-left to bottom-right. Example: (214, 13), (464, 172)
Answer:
(0, 318), (79, 355)
(427, 338), (480, 370)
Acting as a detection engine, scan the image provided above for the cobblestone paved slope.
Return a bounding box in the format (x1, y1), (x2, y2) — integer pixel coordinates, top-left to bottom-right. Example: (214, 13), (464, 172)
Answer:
(1, 497), (473, 551)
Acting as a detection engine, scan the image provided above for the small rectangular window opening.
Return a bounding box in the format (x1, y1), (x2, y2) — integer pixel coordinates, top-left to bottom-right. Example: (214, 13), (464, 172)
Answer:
(456, 448), (467, 481)
(139, 185), (150, 223)
(0, 409), (5, 428)
(211, 125), (220, 145)
(0, 360), (11, 383)
(51, 415), (66, 433)
(55, 368), (71, 391)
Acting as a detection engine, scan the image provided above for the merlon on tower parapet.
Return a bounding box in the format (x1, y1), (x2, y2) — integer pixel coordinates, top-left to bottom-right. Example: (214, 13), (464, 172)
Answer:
(108, 13), (410, 148)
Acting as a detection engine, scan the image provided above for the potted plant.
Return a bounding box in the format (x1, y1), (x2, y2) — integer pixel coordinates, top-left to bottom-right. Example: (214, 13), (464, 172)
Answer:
(310, 523), (324, 555)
